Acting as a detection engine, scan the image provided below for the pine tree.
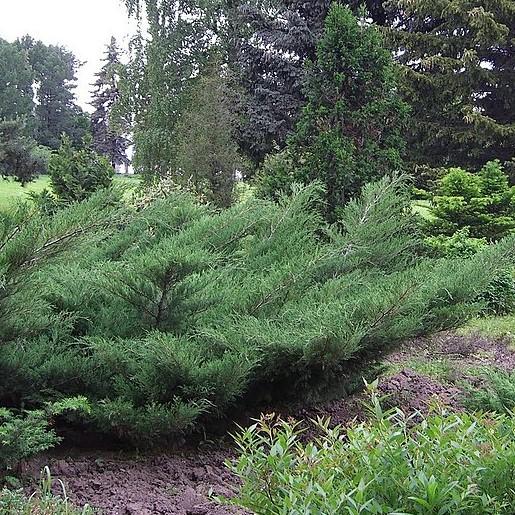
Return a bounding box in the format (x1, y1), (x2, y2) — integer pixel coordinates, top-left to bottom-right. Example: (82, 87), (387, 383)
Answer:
(385, 0), (515, 170)
(260, 4), (408, 222)
(90, 37), (130, 171)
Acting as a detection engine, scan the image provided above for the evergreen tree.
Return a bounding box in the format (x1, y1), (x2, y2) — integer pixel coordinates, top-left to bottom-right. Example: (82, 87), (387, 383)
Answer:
(49, 136), (114, 202)
(260, 4), (408, 222)
(428, 160), (515, 241)
(231, 0), (388, 166)
(18, 37), (89, 149)
(232, 0), (332, 166)
(385, 0), (515, 170)
(0, 39), (35, 129)
(90, 37), (130, 171)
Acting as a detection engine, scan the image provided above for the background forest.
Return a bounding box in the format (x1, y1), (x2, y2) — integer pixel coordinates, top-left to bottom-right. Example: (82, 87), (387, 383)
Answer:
(0, 0), (514, 513)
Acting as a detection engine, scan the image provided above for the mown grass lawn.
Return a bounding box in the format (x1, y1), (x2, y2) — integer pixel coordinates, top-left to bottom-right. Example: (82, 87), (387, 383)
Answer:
(0, 175), (139, 211)
(0, 176), (51, 211)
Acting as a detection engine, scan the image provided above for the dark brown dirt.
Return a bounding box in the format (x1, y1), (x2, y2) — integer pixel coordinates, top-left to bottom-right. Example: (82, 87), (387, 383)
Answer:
(25, 448), (245, 515)
(21, 332), (514, 515)
(386, 331), (515, 372)
(378, 368), (463, 413)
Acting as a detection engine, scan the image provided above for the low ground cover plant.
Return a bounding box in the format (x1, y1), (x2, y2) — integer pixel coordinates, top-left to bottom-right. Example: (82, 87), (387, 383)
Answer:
(463, 368), (515, 415)
(0, 177), (514, 444)
(227, 384), (515, 514)
(0, 468), (94, 514)
(1, 398), (90, 477)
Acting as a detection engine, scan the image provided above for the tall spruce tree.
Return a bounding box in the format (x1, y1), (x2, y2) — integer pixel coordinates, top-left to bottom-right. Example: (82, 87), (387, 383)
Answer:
(233, 0), (332, 165)
(90, 37), (130, 171)
(385, 0), (515, 171)
(231, 0), (389, 166)
(259, 4), (408, 222)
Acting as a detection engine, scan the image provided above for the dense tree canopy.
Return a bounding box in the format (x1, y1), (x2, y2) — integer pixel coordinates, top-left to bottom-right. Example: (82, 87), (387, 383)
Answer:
(174, 60), (246, 207)
(232, 0), (332, 165)
(123, 0), (218, 182)
(0, 119), (48, 185)
(93, 0), (514, 190)
(259, 4), (408, 221)
(0, 38), (34, 126)
(385, 0), (515, 171)
(17, 36), (89, 149)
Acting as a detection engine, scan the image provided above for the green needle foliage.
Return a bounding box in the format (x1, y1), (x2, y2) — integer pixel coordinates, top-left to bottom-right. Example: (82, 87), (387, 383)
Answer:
(0, 175), (514, 443)
(385, 0), (515, 171)
(49, 136), (114, 203)
(427, 160), (515, 241)
(463, 368), (515, 414)
(258, 4), (408, 222)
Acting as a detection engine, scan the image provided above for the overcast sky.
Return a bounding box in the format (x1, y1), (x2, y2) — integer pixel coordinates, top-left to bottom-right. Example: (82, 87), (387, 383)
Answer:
(0, 0), (138, 112)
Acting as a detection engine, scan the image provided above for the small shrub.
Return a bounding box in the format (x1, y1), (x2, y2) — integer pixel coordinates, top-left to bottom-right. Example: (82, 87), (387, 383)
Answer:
(476, 270), (515, 315)
(27, 188), (62, 215)
(49, 135), (113, 203)
(0, 119), (49, 185)
(424, 227), (488, 258)
(0, 397), (90, 476)
(227, 385), (515, 514)
(428, 160), (515, 242)
(0, 409), (58, 476)
(463, 368), (515, 414)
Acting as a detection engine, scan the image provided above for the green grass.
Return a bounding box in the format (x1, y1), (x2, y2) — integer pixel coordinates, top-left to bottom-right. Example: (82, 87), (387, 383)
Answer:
(0, 176), (50, 211)
(0, 175), (139, 211)
(0, 467), (94, 514)
(385, 315), (515, 381)
(459, 315), (515, 347)
(386, 357), (458, 383)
